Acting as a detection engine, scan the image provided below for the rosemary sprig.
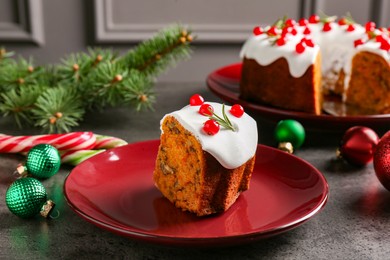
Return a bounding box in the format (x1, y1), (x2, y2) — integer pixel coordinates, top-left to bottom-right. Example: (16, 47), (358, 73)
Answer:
(318, 11), (337, 23)
(208, 104), (236, 132)
(342, 12), (356, 25)
(272, 15), (287, 29)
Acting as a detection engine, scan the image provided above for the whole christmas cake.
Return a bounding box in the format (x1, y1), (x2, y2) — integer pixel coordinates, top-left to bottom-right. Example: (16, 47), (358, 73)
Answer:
(240, 14), (390, 115)
(153, 95), (258, 216)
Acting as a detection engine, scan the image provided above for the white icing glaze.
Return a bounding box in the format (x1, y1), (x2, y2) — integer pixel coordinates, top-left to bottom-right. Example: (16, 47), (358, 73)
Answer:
(240, 30), (320, 78)
(161, 102), (258, 169)
(240, 21), (390, 89)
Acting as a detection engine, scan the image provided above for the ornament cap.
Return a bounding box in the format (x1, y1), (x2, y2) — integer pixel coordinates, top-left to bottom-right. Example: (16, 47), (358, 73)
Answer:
(40, 200), (56, 218)
(336, 148), (342, 159)
(14, 164), (27, 177)
(278, 142), (294, 154)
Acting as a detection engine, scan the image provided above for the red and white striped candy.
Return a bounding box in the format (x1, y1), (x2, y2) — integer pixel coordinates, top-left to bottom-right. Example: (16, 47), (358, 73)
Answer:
(61, 135), (128, 165)
(0, 132), (96, 153)
(93, 134), (127, 149)
(60, 149), (106, 166)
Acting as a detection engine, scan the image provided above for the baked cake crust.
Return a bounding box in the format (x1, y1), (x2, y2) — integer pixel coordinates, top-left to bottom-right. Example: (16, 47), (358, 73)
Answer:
(240, 55), (322, 115)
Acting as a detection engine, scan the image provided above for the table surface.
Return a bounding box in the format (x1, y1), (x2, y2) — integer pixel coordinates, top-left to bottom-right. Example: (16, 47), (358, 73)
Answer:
(1, 82), (389, 260)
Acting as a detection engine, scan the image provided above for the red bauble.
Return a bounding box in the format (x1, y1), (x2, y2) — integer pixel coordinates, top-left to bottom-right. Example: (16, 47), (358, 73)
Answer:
(374, 131), (390, 191)
(339, 126), (379, 166)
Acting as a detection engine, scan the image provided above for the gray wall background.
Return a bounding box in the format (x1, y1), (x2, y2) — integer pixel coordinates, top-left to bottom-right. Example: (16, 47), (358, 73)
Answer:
(1, 0), (390, 83)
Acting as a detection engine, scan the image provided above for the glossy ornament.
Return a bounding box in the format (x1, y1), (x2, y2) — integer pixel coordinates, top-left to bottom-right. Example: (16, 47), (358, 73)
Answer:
(339, 126), (379, 166)
(5, 177), (54, 218)
(26, 144), (61, 179)
(373, 131), (390, 191)
(274, 119), (305, 152)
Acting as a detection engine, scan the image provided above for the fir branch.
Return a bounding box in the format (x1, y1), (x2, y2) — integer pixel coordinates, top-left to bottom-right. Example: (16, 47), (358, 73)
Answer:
(79, 62), (130, 108)
(123, 69), (155, 111)
(119, 24), (193, 77)
(0, 24), (194, 133)
(32, 87), (85, 133)
(58, 47), (119, 84)
(0, 85), (43, 127)
(35, 65), (61, 86)
(0, 47), (15, 62)
(0, 57), (42, 91)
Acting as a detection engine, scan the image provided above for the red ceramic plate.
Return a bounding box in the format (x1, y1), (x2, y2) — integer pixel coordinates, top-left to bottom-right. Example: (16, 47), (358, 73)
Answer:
(64, 140), (328, 247)
(206, 63), (390, 132)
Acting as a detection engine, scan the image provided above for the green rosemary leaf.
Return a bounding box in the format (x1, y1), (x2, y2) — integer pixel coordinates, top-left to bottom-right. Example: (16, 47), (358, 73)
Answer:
(208, 104), (235, 132)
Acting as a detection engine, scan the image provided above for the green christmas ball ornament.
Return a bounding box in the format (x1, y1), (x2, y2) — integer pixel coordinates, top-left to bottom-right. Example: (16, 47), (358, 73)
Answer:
(275, 119), (306, 153)
(26, 144), (61, 179)
(5, 177), (55, 218)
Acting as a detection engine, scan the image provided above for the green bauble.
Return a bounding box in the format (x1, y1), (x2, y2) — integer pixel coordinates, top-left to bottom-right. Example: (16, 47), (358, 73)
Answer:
(275, 119), (306, 149)
(26, 144), (61, 179)
(5, 178), (47, 218)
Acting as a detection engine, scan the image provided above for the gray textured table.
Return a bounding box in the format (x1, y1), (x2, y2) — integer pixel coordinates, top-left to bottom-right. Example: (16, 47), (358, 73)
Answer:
(1, 83), (389, 259)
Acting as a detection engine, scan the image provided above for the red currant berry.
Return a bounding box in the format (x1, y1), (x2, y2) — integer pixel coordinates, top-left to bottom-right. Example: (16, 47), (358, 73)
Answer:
(303, 27), (311, 35)
(230, 104), (244, 118)
(346, 24), (355, 32)
(253, 26), (263, 36)
(296, 42), (306, 54)
(354, 39), (364, 48)
(290, 27), (298, 35)
(365, 21), (376, 32)
(199, 103), (214, 116)
(338, 18), (347, 25)
(276, 36), (286, 46)
(203, 120), (220, 135)
(323, 22), (332, 32)
(380, 39), (390, 51)
(309, 15), (320, 24)
(281, 27), (290, 36)
(299, 18), (308, 26)
(189, 94), (204, 106)
(267, 26), (278, 36)
(376, 34), (385, 43)
(304, 38), (315, 47)
(285, 19), (296, 27)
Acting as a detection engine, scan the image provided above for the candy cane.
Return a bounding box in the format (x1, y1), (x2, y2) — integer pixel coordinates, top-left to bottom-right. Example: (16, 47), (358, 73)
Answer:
(60, 149), (106, 166)
(93, 134), (128, 149)
(61, 135), (128, 165)
(0, 132), (96, 153)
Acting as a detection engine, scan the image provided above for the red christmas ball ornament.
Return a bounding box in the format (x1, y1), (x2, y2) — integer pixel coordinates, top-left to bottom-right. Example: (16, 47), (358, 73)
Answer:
(374, 131), (390, 191)
(339, 126), (379, 166)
